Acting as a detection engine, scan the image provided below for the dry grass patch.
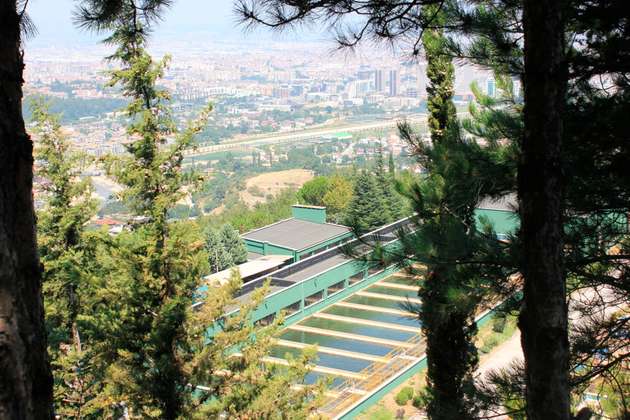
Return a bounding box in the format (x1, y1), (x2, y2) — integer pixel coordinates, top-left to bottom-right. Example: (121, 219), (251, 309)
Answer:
(240, 169), (314, 206)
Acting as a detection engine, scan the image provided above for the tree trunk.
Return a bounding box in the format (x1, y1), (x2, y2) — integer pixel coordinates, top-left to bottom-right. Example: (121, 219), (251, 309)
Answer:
(0, 2), (54, 419)
(519, 1), (569, 419)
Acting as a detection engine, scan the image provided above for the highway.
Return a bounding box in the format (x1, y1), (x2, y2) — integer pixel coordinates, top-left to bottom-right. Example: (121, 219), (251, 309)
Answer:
(183, 114), (428, 157)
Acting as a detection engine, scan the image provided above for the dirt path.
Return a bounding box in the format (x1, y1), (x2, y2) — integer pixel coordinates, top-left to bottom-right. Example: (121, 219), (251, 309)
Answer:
(477, 330), (523, 378)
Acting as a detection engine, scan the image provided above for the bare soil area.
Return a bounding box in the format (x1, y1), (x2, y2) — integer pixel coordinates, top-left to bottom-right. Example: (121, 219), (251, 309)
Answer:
(240, 169), (314, 206)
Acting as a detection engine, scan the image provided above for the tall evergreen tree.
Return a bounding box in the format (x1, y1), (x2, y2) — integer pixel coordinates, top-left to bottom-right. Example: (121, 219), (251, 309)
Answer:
(33, 98), (97, 350)
(0, 3), (54, 417)
(388, 151), (396, 175)
(31, 99), (102, 417)
(207, 229), (233, 273)
(75, 1), (211, 417)
(457, 2), (629, 416)
(518, 2), (569, 417)
(75, 4), (323, 417)
(375, 145), (404, 221)
(345, 171), (390, 233)
(219, 224), (248, 265)
(395, 19), (509, 418)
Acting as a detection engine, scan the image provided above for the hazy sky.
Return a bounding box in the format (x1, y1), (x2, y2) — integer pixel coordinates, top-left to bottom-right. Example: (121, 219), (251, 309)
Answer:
(26, 0), (324, 47)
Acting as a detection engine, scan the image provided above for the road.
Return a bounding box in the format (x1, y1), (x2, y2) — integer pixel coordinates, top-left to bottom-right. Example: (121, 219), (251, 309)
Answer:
(183, 114), (428, 157)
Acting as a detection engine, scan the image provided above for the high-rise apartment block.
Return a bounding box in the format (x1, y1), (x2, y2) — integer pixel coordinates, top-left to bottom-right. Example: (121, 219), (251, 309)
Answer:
(374, 69), (384, 92)
(388, 69), (399, 96)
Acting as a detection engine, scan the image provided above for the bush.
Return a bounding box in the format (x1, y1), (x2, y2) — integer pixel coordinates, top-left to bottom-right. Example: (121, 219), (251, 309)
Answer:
(412, 392), (427, 409)
(480, 335), (500, 354)
(395, 386), (414, 406)
(492, 315), (507, 333)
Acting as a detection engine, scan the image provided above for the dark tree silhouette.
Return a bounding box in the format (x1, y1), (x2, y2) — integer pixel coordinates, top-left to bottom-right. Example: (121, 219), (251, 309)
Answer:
(0, 2), (54, 418)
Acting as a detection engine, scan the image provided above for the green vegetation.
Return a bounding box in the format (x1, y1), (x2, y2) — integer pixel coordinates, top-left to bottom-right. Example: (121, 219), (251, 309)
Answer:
(23, 94), (128, 124)
(296, 176), (330, 206)
(32, 98), (101, 417)
(188, 272), (325, 418)
(322, 175), (354, 223)
(202, 189), (297, 233)
(219, 224), (248, 264)
(366, 405), (394, 420)
(205, 224), (248, 273)
(392, 13), (512, 418)
(31, 2), (322, 417)
(478, 315), (518, 355)
(395, 386), (414, 406)
(346, 171), (391, 232)
(82, 8), (212, 415)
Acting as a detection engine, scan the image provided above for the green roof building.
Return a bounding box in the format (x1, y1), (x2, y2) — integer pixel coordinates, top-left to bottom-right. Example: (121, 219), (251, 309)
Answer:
(242, 205), (354, 262)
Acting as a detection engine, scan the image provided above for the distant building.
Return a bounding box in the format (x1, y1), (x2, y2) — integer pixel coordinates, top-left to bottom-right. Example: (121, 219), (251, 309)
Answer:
(374, 69), (384, 92)
(357, 69), (373, 80)
(389, 69), (399, 96)
(92, 217), (125, 235)
(242, 205), (353, 262)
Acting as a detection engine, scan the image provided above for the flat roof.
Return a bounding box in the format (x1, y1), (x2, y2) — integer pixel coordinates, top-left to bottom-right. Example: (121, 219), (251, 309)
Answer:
(242, 218), (351, 251)
(478, 193), (518, 212)
(204, 255), (292, 285)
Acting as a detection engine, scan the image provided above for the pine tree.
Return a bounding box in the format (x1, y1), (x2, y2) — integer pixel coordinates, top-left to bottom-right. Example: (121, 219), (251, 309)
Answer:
(207, 228), (233, 273)
(75, 1), (210, 417)
(397, 20), (486, 419)
(345, 171), (390, 233)
(388, 151), (396, 175)
(31, 98), (102, 416)
(375, 145), (404, 221)
(219, 224), (248, 265)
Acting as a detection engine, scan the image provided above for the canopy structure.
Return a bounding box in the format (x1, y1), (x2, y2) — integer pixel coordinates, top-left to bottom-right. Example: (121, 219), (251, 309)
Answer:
(204, 254), (292, 286)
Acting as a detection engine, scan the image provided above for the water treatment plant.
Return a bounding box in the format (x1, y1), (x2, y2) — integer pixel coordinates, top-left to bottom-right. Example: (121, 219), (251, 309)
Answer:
(202, 203), (517, 418)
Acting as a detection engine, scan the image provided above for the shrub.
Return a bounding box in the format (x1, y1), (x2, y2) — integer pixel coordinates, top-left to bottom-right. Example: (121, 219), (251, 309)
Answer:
(480, 335), (500, 354)
(492, 315), (507, 333)
(395, 386), (414, 406)
(412, 392), (427, 409)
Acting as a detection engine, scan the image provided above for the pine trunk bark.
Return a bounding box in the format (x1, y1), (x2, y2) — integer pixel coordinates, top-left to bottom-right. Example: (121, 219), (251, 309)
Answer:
(519, 1), (569, 419)
(0, 2), (54, 419)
